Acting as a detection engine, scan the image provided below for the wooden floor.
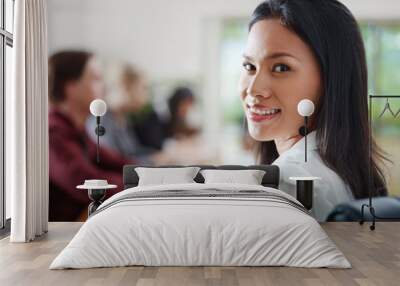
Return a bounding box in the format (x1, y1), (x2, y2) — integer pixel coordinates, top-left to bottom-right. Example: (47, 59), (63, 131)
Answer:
(0, 222), (399, 286)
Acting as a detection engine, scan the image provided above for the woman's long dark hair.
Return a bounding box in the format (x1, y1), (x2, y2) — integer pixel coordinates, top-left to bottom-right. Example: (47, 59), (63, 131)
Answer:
(250, 0), (389, 199)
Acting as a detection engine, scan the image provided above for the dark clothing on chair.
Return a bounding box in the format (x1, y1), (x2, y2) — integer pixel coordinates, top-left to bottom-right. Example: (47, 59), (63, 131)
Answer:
(48, 107), (132, 221)
(127, 104), (166, 150)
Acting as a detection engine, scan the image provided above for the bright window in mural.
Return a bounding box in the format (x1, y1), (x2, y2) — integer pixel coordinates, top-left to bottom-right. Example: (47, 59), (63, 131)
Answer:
(219, 20), (400, 195)
(362, 24), (400, 196)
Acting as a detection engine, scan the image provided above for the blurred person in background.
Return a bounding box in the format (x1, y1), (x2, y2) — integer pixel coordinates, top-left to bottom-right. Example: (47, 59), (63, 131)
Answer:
(166, 86), (200, 140)
(48, 51), (133, 222)
(122, 65), (166, 150)
(86, 64), (170, 164)
(160, 86), (216, 165)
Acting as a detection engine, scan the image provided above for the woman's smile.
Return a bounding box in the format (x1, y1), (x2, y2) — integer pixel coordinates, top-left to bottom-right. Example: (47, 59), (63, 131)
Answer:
(246, 103), (282, 123)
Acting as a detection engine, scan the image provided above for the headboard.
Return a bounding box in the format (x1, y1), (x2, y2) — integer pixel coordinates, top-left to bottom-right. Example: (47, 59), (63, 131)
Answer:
(123, 164), (280, 189)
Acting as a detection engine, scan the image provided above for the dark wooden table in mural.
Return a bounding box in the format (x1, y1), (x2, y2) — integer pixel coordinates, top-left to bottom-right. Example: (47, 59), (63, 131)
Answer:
(0, 222), (399, 286)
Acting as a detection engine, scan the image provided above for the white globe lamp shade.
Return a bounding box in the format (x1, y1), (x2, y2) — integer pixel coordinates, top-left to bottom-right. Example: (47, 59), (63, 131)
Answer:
(90, 99), (107, 117)
(297, 99), (315, 117)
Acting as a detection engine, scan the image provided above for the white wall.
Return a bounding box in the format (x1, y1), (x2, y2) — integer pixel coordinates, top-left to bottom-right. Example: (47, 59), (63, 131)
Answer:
(47, 0), (263, 81)
(47, 0), (400, 81)
(341, 0), (400, 20)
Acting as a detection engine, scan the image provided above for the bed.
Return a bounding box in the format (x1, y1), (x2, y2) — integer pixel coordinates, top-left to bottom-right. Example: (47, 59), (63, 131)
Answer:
(50, 165), (350, 269)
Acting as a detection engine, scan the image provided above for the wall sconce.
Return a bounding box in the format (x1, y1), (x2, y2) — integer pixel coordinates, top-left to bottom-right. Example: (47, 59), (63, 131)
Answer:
(89, 99), (107, 164)
(297, 99), (315, 162)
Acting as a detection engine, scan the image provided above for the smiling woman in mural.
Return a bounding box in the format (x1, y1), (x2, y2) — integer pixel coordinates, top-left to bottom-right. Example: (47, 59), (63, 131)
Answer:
(239, 0), (389, 221)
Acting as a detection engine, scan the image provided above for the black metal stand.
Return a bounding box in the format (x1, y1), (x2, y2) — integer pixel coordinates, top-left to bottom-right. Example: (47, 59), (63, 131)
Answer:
(359, 201), (376, 230)
(87, 189), (107, 216)
(359, 95), (400, 231)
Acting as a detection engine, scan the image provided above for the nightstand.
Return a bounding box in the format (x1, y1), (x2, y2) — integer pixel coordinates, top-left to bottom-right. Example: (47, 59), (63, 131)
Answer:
(289, 177), (321, 210)
(77, 180), (117, 216)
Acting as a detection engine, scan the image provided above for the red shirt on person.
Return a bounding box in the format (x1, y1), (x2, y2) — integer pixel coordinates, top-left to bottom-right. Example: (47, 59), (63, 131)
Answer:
(49, 107), (133, 221)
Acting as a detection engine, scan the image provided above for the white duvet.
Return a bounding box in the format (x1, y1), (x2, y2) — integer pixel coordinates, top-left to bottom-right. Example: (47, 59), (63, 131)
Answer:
(50, 183), (351, 269)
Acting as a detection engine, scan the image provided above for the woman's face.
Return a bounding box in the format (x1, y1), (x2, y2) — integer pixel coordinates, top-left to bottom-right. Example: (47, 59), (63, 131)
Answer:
(177, 98), (194, 120)
(239, 19), (322, 142)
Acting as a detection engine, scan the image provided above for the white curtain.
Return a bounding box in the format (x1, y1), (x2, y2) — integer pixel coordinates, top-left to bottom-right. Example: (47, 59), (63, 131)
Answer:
(7, 0), (49, 242)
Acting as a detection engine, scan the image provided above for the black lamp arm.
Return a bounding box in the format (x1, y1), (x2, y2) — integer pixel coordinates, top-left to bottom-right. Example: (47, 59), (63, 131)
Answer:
(305, 116), (308, 163)
(94, 116), (106, 164)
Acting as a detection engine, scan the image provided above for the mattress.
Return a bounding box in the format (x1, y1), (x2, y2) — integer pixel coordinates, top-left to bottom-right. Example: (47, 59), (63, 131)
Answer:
(50, 183), (351, 269)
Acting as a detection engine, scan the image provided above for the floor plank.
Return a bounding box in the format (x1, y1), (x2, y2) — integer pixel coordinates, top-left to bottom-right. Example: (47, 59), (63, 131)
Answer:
(0, 222), (399, 286)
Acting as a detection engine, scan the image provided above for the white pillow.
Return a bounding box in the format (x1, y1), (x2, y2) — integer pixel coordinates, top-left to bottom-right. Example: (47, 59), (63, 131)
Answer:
(200, 169), (266, 185)
(135, 167), (201, 186)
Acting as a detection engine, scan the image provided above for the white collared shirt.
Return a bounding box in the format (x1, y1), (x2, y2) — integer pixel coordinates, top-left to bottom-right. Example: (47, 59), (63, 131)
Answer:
(272, 131), (354, 221)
